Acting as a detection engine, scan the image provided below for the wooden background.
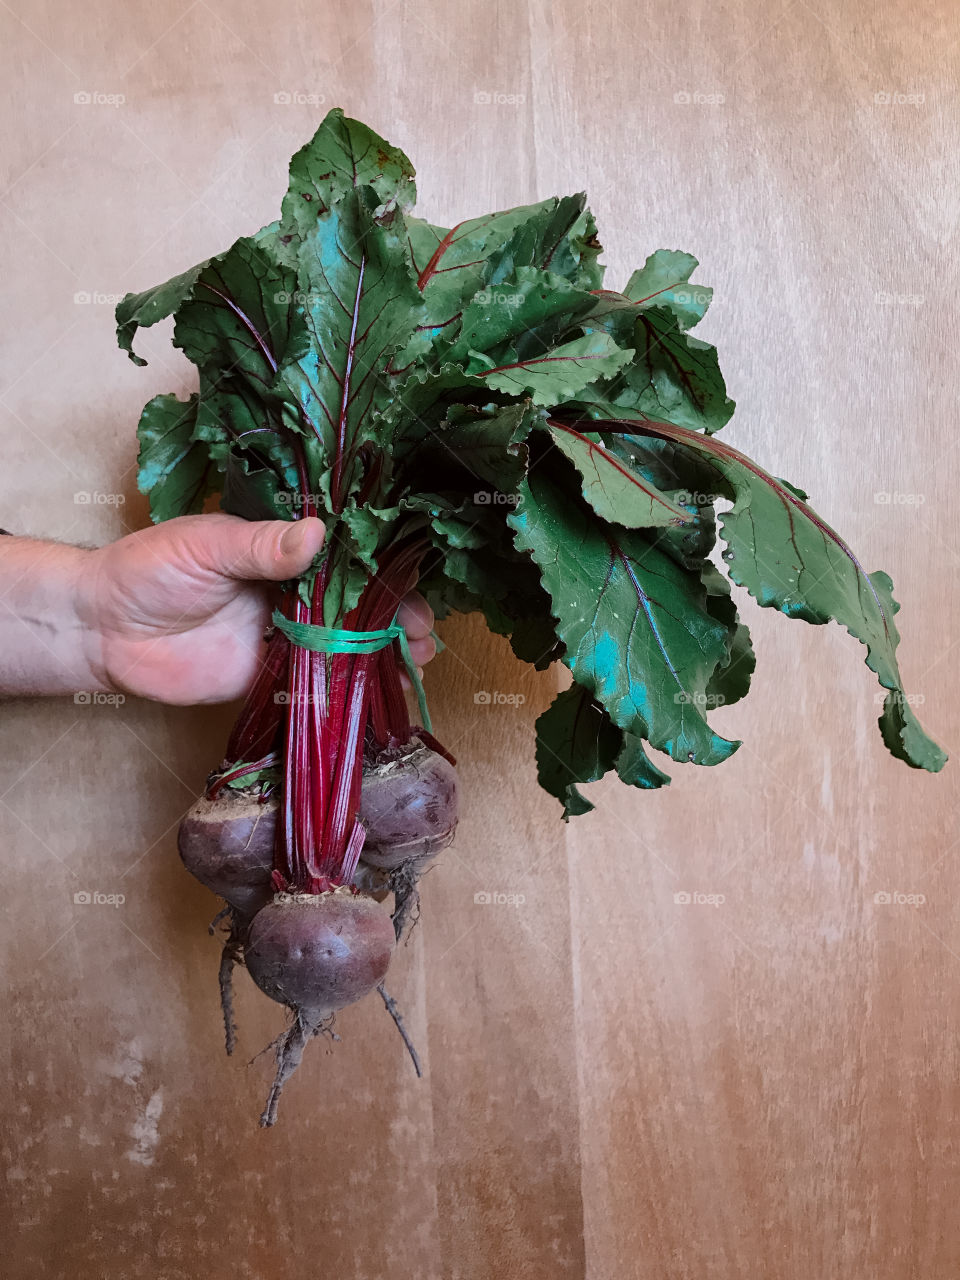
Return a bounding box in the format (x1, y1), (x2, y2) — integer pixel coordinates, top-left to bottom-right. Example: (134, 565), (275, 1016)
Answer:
(2, 1), (958, 1276)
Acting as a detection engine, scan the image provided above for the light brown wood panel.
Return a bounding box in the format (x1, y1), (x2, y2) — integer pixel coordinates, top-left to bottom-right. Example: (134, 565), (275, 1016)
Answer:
(1, 1), (958, 1277)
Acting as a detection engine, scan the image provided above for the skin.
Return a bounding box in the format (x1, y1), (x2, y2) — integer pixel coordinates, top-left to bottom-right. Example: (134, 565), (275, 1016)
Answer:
(0, 514), (436, 704)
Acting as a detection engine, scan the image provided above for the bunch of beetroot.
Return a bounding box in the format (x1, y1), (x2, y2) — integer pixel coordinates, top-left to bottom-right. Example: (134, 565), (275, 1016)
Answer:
(118, 109), (943, 1124)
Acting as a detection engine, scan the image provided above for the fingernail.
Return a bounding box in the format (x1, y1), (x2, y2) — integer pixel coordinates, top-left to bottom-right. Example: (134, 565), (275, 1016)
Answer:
(279, 522), (308, 558)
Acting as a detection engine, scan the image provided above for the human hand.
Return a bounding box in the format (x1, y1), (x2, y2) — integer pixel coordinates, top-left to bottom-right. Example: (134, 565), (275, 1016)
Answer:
(72, 514), (436, 705)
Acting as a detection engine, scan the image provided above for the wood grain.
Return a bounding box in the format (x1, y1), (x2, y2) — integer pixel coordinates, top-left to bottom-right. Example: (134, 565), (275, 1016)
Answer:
(1, 1), (958, 1276)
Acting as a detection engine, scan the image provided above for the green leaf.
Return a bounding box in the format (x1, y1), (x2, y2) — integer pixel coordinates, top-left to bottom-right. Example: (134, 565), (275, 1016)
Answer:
(483, 193), (603, 292)
(623, 249), (713, 330)
(535, 681), (672, 819)
(278, 187), (424, 503)
(403, 195), (603, 364)
(403, 401), (537, 497)
(535, 682), (623, 818)
(700, 563), (755, 707)
(615, 733), (672, 790)
(447, 267), (596, 365)
(220, 453), (291, 522)
(585, 408), (946, 771)
(116, 261), (208, 365)
(173, 235), (305, 382)
(509, 465), (739, 766)
(193, 379), (303, 497)
(472, 332), (633, 405)
(136, 393), (215, 521)
(546, 421), (690, 529)
(879, 691), (945, 772)
(279, 108), (416, 247)
(577, 303), (734, 434)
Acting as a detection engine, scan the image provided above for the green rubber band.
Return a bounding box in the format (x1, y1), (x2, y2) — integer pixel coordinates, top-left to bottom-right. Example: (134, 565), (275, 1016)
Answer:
(272, 609), (433, 734)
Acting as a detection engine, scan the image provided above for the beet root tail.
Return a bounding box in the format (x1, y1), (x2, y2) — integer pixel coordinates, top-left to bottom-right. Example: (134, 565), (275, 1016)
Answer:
(259, 1015), (314, 1128)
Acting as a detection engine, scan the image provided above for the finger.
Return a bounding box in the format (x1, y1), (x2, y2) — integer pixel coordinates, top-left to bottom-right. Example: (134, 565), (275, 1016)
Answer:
(406, 634), (437, 667)
(398, 665), (425, 692)
(185, 514), (326, 583)
(396, 591), (434, 641)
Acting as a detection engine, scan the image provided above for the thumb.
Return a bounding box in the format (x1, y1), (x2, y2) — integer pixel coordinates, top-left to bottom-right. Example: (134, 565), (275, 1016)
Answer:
(189, 515), (326, 582)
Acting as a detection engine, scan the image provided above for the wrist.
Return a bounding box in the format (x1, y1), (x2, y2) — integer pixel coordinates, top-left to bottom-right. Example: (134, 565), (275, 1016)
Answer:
(0, 538), (112, 698)
(73, 546), (115, 695)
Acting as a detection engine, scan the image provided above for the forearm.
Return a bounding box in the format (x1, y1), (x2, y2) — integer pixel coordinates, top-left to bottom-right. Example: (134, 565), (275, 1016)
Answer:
(0, 538), (109, 697)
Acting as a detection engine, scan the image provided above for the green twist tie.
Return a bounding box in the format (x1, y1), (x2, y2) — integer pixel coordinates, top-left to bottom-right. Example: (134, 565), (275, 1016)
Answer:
(271, 609), (432, 734)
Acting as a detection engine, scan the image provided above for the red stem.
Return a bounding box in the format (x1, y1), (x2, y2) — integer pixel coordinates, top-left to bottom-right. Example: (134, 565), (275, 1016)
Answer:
(273, 533), (432, 891)
(223, 627), (290, 764)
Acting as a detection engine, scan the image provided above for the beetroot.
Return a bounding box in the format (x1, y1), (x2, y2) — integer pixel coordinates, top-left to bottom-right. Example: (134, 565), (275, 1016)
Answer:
(359, 743), (458, 869)
(245, 890), (396, 1124)
(246, 890), (395, 1018)
(178, 791), (277, 916)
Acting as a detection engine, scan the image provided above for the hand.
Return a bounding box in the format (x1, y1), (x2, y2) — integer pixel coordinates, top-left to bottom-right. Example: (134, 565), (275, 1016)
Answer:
(0, 515), (436, 705)
(78, 514), (437, 705)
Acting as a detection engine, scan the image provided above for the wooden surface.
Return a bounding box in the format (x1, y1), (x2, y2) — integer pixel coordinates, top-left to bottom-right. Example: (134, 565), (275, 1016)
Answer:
(2, 1), (958, 1276)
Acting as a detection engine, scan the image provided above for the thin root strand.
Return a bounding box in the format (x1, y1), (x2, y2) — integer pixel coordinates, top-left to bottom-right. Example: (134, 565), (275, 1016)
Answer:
(378, 982), (422, 1078)
(216, 908), (246, 1057)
